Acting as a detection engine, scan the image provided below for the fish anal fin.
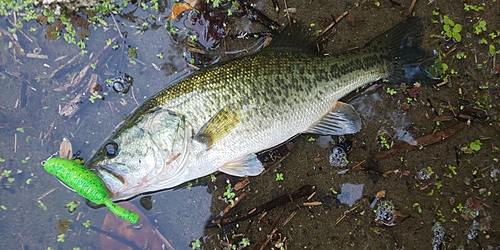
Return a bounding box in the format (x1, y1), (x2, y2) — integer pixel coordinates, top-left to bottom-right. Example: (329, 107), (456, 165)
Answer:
(305, 101), (361, 135)
(195, 103), (242, 148)
(218, 154), (264, 177)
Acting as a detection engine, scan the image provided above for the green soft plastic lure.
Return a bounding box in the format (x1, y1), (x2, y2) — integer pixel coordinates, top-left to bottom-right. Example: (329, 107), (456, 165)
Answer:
(43, 157), (139, 224)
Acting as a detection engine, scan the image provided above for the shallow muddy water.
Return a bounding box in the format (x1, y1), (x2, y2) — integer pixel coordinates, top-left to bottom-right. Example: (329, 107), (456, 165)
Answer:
(0, 0), (499, 249)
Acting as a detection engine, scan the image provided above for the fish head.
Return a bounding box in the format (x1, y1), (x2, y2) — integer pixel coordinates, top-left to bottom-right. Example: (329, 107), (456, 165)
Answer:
(85, 108), (190, 201)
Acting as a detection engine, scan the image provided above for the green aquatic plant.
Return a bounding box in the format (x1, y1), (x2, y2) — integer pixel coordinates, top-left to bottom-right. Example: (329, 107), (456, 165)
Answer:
(442, 15), (462, 42)
(38, 200), (48, 210)
(489, 45), (497, 56)
(473, 19), (487, 35)
(469, 139), (482, 152)
(429, 51), (449, 80)
(82, 219), (91, 228)
(386, 87), (397, 95)
(57, 233), (65, 242)
(191, 239), (201, 249)
(463, 3), (484, 12)
(275, 173), (284, 181)
(379, 136), (390, 149)
(223, 182), (235, 205)
(65, 201), (79, 213)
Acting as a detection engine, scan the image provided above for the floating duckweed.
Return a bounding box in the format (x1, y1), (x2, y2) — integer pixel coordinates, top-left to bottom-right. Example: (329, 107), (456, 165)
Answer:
(375, 200), (396, 226)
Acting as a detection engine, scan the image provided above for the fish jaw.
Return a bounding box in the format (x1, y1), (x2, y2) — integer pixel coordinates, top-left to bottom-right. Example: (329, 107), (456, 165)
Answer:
(85, 107), (192, 201)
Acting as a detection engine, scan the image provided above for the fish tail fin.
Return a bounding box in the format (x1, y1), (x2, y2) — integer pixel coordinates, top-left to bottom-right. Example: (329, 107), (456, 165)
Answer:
(366, 16), (440, 84)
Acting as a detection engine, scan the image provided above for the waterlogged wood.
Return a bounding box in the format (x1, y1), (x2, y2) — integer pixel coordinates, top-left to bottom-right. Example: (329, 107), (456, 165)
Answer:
(374, 122), (466, 160)
(26, 53), (48, 59)
(205, 185), (315, 228)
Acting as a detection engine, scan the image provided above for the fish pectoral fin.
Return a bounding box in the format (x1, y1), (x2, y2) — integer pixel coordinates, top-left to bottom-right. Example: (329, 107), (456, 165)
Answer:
(194, 103), (242, 148)
(218, 154), (264, 177)
(305, 101), (361, 135)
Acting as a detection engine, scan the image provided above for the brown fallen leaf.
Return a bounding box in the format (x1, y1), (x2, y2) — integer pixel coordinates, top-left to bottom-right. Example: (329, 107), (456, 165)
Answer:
(375, 190), (386, 199)
(170, 3), (193, 20)
(99, 202), (175, 250)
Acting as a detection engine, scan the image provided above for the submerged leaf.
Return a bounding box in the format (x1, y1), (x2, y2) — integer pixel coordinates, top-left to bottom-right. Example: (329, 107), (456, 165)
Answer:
(56, 219), (72, 233)
(170, 3), (193, 20)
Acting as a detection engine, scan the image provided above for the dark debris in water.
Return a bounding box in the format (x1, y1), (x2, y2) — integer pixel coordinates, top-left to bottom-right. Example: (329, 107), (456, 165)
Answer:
(205, 185), (315, 228)
(257, 141), (294, 167)
(106, 73), (133, 94)
(374, 200), (397, 226)
(329, 137), (352, 168)
(431, 222), (445, 250)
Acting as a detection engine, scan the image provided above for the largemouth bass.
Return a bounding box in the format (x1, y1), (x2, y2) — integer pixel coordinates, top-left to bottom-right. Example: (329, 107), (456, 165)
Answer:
(85, 17), (436, 201)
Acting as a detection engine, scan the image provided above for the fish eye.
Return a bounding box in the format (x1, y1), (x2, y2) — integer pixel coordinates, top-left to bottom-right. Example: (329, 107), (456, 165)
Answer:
(103, 141), (119, 158)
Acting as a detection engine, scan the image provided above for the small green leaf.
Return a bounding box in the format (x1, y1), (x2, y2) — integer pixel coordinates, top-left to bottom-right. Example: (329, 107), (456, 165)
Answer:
(386, 87), (397, 95)
(65, 201), (79, 213)
(2, 170), (11, 177)
(275, 173), (284, 181)
(489, 45), (496, 56)
(16, 127), (25, 133)
(83, 219), (91, 228)
(57, 233), (65, 242)
(38, 200), (47, 211)
(470, 139), (482, 151)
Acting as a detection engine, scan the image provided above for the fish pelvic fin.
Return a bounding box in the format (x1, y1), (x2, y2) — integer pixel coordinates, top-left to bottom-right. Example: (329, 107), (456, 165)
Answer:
(305, 101), (361, 135)
(218, 154), (264, 177)
(194, 103), (242, 148)
(367, 16), (440, 85)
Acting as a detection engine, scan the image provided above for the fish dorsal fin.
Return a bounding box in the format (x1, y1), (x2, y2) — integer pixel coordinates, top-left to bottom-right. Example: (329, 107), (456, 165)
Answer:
(218, 153), (264, 177)
(265, 23), (321, 55)
(305, 101), (361, 135)
(194, 103), (242, 148)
